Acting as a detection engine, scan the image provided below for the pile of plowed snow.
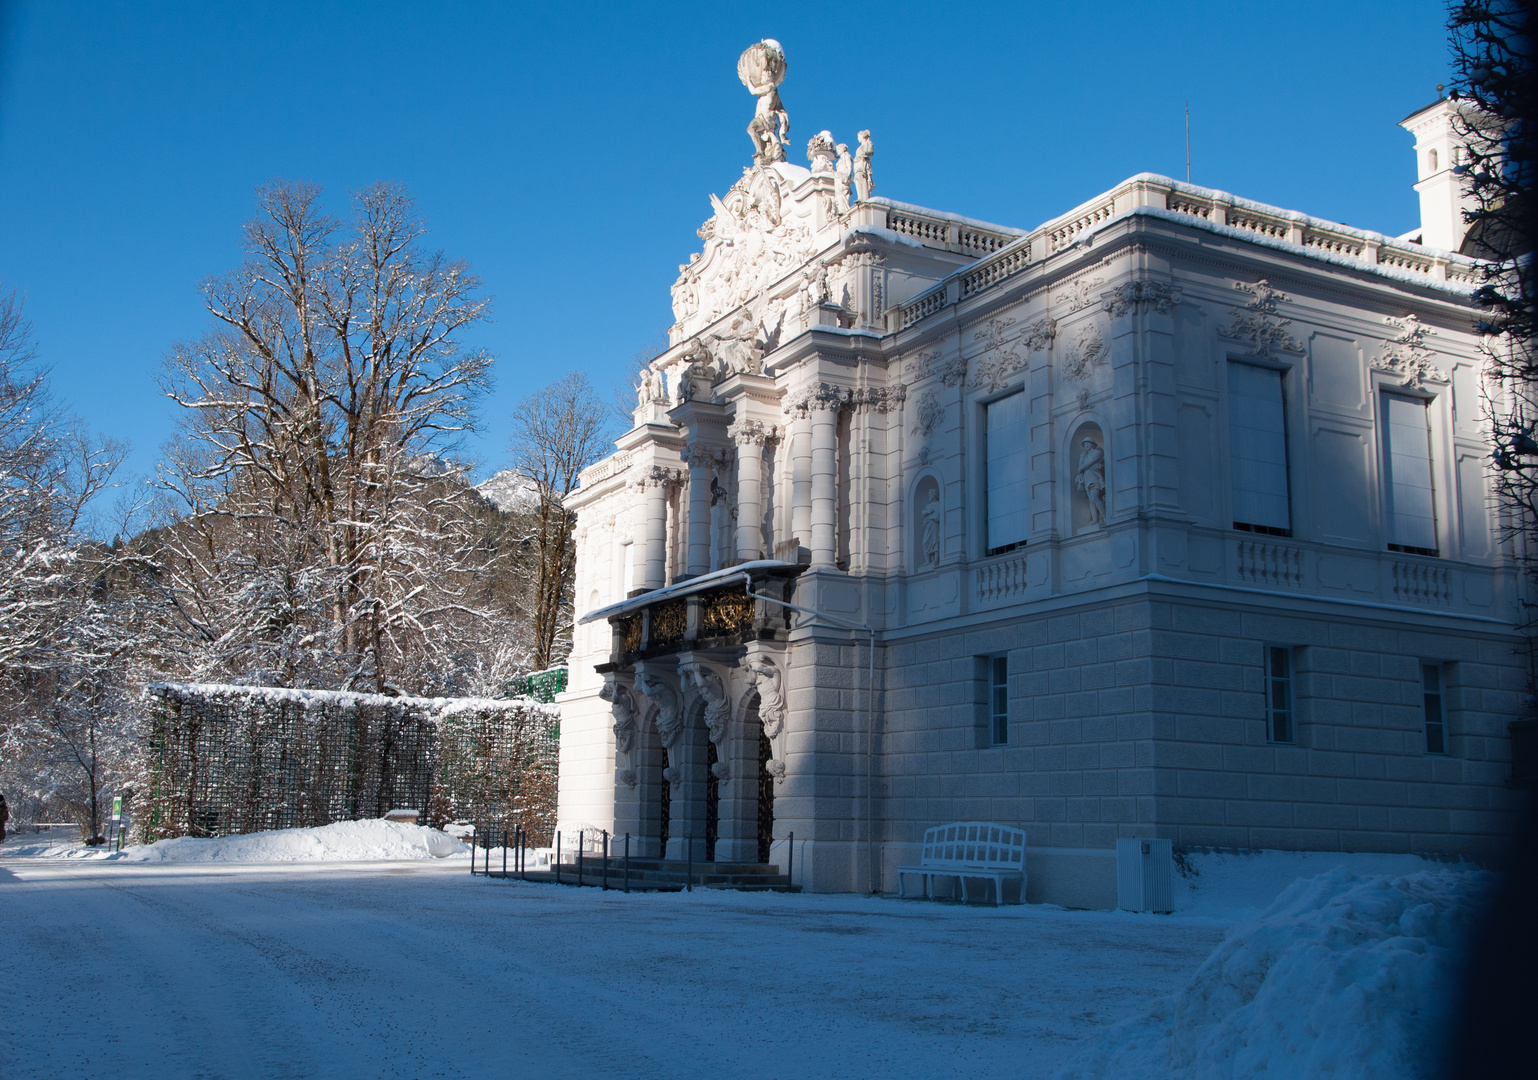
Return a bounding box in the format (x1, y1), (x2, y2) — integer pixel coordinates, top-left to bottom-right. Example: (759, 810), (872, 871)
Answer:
(113, 820), (467, 863)
(1056, 866), (1494, 1080)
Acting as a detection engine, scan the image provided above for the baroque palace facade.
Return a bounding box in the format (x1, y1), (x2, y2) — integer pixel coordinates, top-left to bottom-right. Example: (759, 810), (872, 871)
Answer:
(557, 41), (1523, 904)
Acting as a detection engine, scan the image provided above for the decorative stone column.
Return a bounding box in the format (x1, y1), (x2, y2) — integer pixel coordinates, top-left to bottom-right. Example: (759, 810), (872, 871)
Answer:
(787, 411), (812, 551)
(729, 419), (778, 564)
(642, 468), (673, 589)
(801, 385), (847, 569)
(684, 446), (718, 577)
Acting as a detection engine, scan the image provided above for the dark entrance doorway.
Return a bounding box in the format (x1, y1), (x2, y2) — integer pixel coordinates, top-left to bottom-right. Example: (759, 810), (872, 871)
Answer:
(658, 745), (670, 855)
(705, 740), (719, 861)
(757, 730), (774, 864)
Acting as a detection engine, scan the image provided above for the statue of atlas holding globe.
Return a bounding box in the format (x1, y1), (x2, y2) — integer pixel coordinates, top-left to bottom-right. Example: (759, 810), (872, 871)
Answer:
(739, 39), (790, 164)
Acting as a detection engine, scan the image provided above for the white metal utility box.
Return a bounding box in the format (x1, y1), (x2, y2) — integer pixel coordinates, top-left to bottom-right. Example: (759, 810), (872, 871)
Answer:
(1116, 837), (1174, 913)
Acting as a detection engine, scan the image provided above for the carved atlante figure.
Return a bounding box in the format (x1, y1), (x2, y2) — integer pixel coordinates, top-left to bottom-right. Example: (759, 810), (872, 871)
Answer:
(921, 489), (941, 567)
(1075, 437), (1107, 525)
(738, 40), (789, 164)
(853, 130), (875, 203)
(834, 143), (854, 213)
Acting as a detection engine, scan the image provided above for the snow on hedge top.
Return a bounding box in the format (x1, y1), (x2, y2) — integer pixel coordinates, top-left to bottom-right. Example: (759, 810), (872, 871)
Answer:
(1055, 865), (1495, 1080)
(146, 681), (558, 717)
(112, 820), (468, 864)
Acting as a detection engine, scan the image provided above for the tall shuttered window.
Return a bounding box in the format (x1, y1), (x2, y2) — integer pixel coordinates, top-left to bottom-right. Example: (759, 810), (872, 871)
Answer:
(1423, 663), (1446, 754)
(1266, 647), (1294, 744)
(985, 391), (1029, 555)
(1228, 362), (1291, 535)
(989, 656), (1009, 746)
(1383, 393), (1438, 556)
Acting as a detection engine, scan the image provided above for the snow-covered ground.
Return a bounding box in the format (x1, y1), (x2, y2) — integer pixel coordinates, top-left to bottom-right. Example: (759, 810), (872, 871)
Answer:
(0, 830), (1488, 1080)
(1, 819), (468, 863)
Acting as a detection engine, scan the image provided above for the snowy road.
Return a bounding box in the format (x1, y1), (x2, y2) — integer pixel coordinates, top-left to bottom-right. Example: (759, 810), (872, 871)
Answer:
(0, 859), (1224, 1079)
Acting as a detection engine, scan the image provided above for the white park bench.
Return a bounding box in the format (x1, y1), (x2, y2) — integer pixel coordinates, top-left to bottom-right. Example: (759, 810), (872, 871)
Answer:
(897, 822), (1027, 905)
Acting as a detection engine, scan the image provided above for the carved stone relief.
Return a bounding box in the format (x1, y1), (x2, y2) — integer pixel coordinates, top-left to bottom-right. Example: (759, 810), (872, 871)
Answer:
(1061, 321), (1107, 383)
(971, 315), (1056, 393)
(1054, 276), (1106, 313)
(911, 389), (943, 438)
(1222, 279), (1303, 358)
(1378, 314), (1446, 386)
(1102, 279), (1183, 317)
(910, 349), (968, 387)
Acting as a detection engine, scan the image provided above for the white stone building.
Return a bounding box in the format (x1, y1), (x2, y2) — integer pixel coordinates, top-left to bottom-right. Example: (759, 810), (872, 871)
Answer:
(556, 46), (1524, 905)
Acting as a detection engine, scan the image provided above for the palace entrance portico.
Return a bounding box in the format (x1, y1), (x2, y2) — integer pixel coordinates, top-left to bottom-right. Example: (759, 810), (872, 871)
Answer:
(587, 564), (798, 864)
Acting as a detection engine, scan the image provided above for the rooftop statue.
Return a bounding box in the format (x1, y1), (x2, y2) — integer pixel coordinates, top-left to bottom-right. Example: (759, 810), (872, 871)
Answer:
(739, 40), (789, 165)
(853, 130), (875, 203)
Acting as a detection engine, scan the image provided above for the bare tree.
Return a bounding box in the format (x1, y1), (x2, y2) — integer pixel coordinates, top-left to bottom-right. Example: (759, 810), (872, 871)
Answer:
(0, 288), (138, 839)
(1446, 3), (1538, 707)
(509, 372), (610, 670)
(152, 181), (506, 694)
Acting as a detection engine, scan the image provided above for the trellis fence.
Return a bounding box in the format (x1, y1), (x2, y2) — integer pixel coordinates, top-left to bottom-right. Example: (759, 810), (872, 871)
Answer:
(140, 683), (557, 844)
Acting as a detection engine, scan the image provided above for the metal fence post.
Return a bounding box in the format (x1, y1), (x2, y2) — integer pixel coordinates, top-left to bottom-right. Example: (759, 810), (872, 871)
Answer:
(502, 827), (507, 878)
(555, 831), (561, 885)
(601, 830), (609, 891)
(470, 831), (476, 875)
(788, 831), (794, 892)
(577, 835), (584, 886)
(686, 834), (693, 892)
(624, 832), (630, 893)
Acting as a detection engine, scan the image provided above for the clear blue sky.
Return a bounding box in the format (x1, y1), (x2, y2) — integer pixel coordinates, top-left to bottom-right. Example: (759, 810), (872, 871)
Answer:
(0, 1), (1452, 501)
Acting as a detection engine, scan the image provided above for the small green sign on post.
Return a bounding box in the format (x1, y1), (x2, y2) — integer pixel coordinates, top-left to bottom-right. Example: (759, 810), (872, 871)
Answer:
(111, 796), (122, 822)
(111, 796), (124, 852)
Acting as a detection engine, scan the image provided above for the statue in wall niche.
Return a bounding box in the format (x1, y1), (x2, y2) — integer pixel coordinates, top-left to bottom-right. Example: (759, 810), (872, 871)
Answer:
(807, 130), (836, 174)
(921, 489), (942, 568)
(853, 130), (875, 203)
(834, 143), (854, 214)
(1075, 437), (1107, 526)
(738, 40), (790, 165)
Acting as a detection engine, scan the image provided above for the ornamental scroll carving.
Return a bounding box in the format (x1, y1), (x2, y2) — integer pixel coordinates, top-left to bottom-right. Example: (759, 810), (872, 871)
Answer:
(636, 465), (686, 491)
(1378, 314), (1446, 387)
(728, 418), (780, 446)
(786, 381), (851, 417)
(1222, 280), (1303, 359)
(849, 385), (907, 414)
(910, 349), (967, 388)
(1102, 280), (1183, 317)
(971, 315), (1056, 393)
(1054, 276), (1106, 313)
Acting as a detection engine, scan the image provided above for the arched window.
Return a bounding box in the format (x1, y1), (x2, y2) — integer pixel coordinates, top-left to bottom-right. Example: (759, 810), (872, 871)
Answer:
(1428, 149), (1439, 172)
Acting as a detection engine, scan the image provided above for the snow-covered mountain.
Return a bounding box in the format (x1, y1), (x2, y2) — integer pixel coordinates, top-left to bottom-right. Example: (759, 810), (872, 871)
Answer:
(476, 469), (540, 513)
